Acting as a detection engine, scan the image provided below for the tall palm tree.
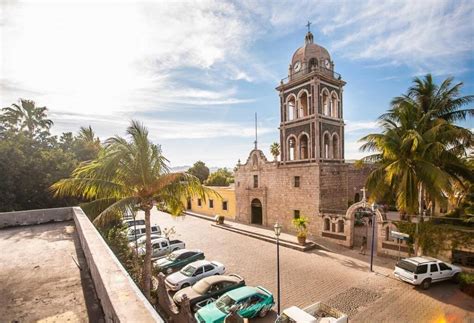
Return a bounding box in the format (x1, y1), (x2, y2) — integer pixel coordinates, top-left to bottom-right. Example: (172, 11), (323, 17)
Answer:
(78, 125), (99, 144)
(51, 120), (212, 299)
(359, 75), (473, 253)
(1, 99), (53, 135)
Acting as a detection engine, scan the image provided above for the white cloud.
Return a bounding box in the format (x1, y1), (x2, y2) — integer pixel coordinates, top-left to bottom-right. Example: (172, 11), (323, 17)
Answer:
(345, 120), (380, 133)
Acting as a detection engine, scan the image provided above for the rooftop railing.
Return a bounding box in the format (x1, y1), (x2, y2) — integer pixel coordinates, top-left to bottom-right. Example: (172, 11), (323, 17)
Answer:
(280, 66), (342, 85)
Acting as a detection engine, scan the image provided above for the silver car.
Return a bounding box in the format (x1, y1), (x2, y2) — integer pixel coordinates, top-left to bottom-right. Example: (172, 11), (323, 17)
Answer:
(165, 260), (225, 291)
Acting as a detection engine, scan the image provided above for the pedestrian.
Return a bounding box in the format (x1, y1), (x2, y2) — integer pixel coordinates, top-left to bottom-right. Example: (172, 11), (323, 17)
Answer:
(360, 236), (367, 255)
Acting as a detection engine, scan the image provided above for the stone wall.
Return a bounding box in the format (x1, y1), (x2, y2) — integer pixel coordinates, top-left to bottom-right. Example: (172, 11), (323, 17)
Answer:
(0, 207), (73, 228)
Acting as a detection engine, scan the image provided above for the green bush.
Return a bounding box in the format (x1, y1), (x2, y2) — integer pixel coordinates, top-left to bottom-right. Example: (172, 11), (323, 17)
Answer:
(460, 272), (474, 285)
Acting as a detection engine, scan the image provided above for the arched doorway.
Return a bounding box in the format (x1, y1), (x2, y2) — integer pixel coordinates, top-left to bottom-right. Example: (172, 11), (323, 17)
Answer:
(251, 198), (263, 225)
(345, 200), (386, 248)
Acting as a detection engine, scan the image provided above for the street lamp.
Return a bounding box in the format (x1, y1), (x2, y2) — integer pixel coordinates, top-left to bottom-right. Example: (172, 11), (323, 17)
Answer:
(274, 222), (282, 315)
(370, 203), (377, 272)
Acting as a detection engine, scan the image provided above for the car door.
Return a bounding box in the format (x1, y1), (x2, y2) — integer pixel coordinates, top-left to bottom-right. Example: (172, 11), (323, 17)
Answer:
(156, 241), (168, 257)
(438, 262), (453, 280)
(429, 263), (441, 281)
(191, 266), (205, 283)
(238, 294), (263, 318)
(203, 264), (216, 277)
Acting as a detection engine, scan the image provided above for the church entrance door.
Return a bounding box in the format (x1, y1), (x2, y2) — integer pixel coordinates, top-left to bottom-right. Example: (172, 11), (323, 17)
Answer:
(251, 198), (263, 225)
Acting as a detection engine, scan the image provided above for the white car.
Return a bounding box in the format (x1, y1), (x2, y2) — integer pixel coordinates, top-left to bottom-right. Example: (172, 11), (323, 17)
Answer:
(394, 257), (461, 289)
(128, 234), (162, 248)
(165, 260), (225, 291)
(126, 224), (161, 241)
(137, 237), (186, 258)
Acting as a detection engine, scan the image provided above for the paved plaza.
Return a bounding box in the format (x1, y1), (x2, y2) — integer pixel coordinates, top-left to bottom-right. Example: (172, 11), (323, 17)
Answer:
(145, 210), (473, 323)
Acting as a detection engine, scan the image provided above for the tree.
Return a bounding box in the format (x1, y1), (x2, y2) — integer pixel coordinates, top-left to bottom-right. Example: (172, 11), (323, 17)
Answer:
(1, 99), (53, 137)
(205, 168), (234, 186)
(270, 142), (280, 161)
(51, 121), (211, 299)
(187, 161), (210, 183)
(359, 74), (473, 254)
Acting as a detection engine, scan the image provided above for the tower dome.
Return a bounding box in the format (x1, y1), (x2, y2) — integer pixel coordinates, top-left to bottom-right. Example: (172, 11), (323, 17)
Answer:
(291, 31), (332, 73)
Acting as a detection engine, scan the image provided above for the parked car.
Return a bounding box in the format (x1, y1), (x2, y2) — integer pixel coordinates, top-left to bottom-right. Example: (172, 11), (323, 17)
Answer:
(138, 237), (185, 258)
(173, 274), (245, 310)
(128, 234), (162, 248)
(126, 224), (161, 241)
(165, 260), (225, 292)
(154, 249), (205, 274)
(277, 303), (348, 323)
(394, 256), (462, 289)
(194, 286), (274, 322)
(123, 219), (145, 227)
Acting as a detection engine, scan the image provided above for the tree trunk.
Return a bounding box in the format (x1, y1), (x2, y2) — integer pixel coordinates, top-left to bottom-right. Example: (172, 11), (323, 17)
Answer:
(142, 207), (152, 300)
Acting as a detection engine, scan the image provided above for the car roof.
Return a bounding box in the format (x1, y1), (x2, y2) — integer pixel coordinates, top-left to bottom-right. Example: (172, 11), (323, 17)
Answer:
(188, 260), (211, 267)
(199, 274), (242, 285)
(405, 257), (437, 264)
(226, 286), (260, 300)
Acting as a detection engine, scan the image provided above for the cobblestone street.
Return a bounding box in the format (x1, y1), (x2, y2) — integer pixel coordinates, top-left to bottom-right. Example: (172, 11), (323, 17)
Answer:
(146, 210), (474, 323)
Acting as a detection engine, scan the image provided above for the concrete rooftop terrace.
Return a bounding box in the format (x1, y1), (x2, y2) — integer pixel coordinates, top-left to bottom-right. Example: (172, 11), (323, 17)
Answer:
(0, 207), (164, 323)
(0, 221), (103, 322)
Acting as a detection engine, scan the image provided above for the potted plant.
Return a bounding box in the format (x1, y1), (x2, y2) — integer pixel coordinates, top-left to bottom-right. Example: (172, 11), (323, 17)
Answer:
(215, 214), (225, 225)
(292, 216), (309, 245)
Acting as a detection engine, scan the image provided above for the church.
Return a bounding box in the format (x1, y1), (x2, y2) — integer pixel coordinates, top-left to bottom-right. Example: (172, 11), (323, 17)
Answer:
(234, 29), (374, 247)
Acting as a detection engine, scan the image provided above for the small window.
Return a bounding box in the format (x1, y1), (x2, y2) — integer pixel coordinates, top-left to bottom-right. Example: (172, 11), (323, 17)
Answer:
(416, 264), (428, 274)
(209, 199), (214, 208)
(439, 263), (451, 271)
(324, 218), (330, 231)
(294, 210), (300, 219)
(160, 242), (167, 248)
(222, 201), (228, 211)
(197, 198), (202, 207)
(430, 264), (439, 272)
(294, 176), (300, 188)
(253, 175), (258, 188)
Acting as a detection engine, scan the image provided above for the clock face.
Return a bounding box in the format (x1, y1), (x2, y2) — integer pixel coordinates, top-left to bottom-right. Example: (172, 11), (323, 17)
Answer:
(294, 61), (301, 72)
(325, 59), (331, 68)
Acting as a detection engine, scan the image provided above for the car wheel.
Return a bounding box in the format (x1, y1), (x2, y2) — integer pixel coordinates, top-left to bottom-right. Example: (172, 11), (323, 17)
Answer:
(181, 283), (190, 288)
(452, 273), (460, 283)
(421, 279), (431, 290)
(258, 307), (269, 318)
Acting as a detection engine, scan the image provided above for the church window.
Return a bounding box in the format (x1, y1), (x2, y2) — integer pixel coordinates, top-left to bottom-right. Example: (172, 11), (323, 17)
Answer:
(287, 96), (296, 121)
(337, 220), (344, 233)
(322, 91), (329, 115)
(197, 198), (202, 207)
(331, 93), (338, 118)
(222, 201), (228, 211)
(299, 134), (309, 159)
(294, 176), (300, 187)
(323, 133), (330, 159)
(298, 91), (309, 117)
(324, 218), (330, 231)
(209, 199), (214, 208)
(288, 137), (296, 161)
(294, 210), (300, 219)
(332, 134), (339, 159)
(253, 175), (258, 188)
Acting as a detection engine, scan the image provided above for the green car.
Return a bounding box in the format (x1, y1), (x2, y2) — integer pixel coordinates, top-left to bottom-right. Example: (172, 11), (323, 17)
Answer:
(194, 286), (274, 323)
(153, 249), (204, 274)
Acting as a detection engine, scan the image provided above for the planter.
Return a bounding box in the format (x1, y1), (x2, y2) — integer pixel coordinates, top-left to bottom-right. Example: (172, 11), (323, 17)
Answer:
(297, 235), (306, 245)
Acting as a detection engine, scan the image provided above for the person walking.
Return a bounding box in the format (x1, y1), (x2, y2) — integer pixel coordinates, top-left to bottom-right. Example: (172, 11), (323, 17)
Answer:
(360, 236), (367, 255)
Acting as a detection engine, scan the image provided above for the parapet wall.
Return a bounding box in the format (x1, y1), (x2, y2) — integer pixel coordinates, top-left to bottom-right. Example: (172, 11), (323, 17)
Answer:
(0, 206), (164, 322)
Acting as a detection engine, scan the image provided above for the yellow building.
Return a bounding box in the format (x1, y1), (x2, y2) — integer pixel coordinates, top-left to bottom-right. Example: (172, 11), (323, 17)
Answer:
(185, 185), (236, 219)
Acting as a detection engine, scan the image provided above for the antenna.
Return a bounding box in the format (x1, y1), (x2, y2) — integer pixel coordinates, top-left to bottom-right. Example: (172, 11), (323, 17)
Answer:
(254, 112), (258, 149)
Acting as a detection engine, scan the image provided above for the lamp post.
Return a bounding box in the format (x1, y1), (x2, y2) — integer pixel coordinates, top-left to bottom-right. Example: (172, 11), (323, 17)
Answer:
(274, 222), (282, 316)
(370, 203), (377, 272)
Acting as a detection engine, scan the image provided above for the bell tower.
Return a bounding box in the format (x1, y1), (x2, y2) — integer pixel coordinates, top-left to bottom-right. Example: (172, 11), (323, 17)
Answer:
(276, 29), (346, 164)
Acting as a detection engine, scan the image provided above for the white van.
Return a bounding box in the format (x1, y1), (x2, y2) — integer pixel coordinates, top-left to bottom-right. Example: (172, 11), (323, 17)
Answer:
(127, 225), (161, 241)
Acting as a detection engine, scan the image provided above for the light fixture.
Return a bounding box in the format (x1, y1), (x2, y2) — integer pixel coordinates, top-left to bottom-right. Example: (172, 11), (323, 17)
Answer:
(274, 222), (282, 237)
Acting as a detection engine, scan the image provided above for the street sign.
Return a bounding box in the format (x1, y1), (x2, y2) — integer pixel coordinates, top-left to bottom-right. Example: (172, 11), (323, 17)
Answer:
(391, 231), (409, 241)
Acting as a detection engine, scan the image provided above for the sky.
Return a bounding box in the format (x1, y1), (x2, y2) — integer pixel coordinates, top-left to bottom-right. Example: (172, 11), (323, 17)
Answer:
(1, 0), (473, 168)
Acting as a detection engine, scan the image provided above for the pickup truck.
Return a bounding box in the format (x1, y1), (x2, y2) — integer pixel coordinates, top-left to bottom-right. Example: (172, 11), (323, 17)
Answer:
(138, 237), (185, 258)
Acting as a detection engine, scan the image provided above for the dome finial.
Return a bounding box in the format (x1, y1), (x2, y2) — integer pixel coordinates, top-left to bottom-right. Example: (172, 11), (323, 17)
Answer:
(306, 21), (312, 33)
(305, 21), (313, 45)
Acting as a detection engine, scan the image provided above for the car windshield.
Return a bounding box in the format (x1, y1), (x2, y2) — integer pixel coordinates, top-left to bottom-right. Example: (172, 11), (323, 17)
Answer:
(215, 295), (236, 313)
(192, 280), (211, 294)
(396, 260), (417, 273)
(181, 265), (196, 277)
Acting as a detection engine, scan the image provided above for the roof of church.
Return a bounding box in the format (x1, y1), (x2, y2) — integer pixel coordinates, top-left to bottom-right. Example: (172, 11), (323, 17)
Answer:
(291, 31), (331, 66)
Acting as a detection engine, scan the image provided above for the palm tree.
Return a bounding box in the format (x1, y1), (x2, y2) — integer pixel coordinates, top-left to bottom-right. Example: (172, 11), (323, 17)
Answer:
(1, 99), (53, 135)
(270, 142), (280, 161)
(359, 75), (473, 254)
(78, 125), (99, 144)
(51, 120), (212, 299)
